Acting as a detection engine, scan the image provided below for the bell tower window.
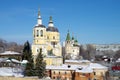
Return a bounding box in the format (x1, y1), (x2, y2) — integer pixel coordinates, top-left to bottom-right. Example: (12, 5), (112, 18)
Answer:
(53, 36), (55, 39)
(37, 30), (39, 37)
(40, 30), (43, 37)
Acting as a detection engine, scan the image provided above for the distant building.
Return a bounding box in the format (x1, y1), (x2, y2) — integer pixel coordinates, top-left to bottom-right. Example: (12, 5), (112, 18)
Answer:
(0, 51), (22, 60)
(109, 58), (120, 80)
(65, 31), (80, 59)
(95, 44), (120, 52)
(32, 9), (63, 66)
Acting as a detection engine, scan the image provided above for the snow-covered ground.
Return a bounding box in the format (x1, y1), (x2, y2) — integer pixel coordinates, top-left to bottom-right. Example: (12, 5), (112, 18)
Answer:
(0, 67), (24, 77)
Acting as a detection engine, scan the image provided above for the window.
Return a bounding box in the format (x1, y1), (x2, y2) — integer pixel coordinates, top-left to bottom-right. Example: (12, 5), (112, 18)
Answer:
(65, 72), (67, 75)
(40, 30), (43, 37)
(53, 36), (55, 39)
(53, 71), (55, 74)
(73, 50), (74, 52)
(58, 72), (60, 75)
(33, 30), (35, 37)
(94, 72), (96, 75)
(82, 73), (85, 76)
(88, 78), (91, 80)
(37, 49), (39, 52)
(53, 76), (55, 79)
(65, 77), (67, 80)
(47, 36), (49, 39)
(37, 30), (39, 37)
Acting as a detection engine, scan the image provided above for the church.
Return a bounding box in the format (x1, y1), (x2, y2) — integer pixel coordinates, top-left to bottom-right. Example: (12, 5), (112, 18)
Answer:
(32, 9), (63, 66)
(65, 31), (80, 59)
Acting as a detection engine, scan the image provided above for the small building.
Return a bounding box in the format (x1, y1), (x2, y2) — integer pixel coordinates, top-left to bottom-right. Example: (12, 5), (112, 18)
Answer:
(46, 64), (76, 80)
(46, 60), (108, 80)
(0, 51), (22, 61)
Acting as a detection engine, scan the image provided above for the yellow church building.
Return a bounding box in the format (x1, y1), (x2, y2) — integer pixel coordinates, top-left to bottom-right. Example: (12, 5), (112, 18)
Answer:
(32, 9), (63, 66)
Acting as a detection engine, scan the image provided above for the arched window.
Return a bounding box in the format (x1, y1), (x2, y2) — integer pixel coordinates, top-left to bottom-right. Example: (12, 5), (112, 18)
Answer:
(40, 30), (43, 37)
(37, 49), (39, 53)
(33, 30), (35, 37)
(47, 36), (49, 39)
(53, 36), (55, 39)
(36, 30), (39, 37)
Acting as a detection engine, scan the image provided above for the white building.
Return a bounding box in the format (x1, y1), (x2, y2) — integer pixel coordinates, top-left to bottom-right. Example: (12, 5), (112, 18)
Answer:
(95, 44), (120, 51)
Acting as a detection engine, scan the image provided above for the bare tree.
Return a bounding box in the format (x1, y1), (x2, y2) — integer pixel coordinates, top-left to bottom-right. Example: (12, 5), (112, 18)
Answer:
(0, 38), (23, 53)
(80, 44), (96, 60)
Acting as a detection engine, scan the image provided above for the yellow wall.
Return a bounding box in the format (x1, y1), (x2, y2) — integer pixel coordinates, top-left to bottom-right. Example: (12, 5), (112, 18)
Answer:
(50, 70), (74, 80)
(33, 28), (46, 45)
(44, 57), (63, 66)
(46, 32), (60, 42)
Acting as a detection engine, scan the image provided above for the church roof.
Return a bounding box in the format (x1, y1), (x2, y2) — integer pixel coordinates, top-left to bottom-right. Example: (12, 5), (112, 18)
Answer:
(46, 27), (59, 32)
(66, 31), (71, 41)
(46, 16), (59, 32)
(34, 24), (46, 28)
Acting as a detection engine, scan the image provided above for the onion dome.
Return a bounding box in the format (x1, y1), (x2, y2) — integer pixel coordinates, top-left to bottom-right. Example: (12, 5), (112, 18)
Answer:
(46, 16), (59, 32)
(34, 9), (46, 28)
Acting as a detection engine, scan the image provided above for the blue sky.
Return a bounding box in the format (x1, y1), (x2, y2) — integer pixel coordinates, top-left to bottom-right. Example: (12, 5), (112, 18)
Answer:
(0, 0), (120, 44)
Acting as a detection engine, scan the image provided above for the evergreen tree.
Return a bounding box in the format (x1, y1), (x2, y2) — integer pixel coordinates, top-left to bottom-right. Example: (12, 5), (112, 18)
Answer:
(35, 48), (46, 78)
(22, 41), (31, 60)
(22, 41), (34, 76)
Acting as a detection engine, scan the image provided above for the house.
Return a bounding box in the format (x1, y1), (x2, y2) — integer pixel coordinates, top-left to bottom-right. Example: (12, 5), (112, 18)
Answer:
(46, 60), (108, 80)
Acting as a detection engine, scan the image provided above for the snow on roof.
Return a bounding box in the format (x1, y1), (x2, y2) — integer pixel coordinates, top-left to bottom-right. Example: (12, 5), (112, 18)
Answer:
(116, 58), (120, 62)
(0, 51), (21, 55)
(46, 64), (93, 73)
(11, 59), (20, 63)
(65, 60), (90, 63)
(76, 66), (93, 73)
(90, 63), (108, 69)
(0, 58), (20, 63)
(0, 67), (23, 77)
(21, 60), (28, 64)
(46, 64), (78, 70)
(46, 62), (108, 73)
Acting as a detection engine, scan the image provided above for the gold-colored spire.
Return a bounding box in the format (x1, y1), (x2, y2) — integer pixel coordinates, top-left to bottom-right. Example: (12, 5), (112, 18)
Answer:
(49, 16), (53, 22)
(37, 8), (42, 24)
(38, 8), (41, 18)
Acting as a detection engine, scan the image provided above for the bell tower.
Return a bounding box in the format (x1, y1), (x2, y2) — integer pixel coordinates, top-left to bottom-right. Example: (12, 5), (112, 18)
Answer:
(32, 9), (47, 57)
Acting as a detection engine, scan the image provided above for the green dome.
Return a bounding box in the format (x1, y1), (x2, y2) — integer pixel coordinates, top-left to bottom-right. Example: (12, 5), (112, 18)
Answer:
(66, 31), (71, 41)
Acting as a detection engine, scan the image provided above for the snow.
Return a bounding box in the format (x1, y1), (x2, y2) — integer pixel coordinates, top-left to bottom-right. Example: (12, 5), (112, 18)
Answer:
(76, 66), (93, 73)
(46, 64), (94, 73)
(116, 58), (120, 62)
(46, 64), (77, 70)
(65, 60), (90, 63)
(0, 67), (24, 77)
(21, 60), (28, 64)
(90, 63), (108, 69)
(0, 58), (7, 62)
(0, 51), (21, 55)
(0, 58), (20, 63)
(11, 59), (20, 63)
(46, 61), (108, 73)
